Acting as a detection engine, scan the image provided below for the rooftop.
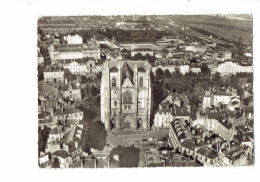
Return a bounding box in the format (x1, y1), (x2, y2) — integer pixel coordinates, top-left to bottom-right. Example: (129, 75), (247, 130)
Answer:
(52, 149), (70, 159)
(196, 147), (218, 159)
(55, 107), (83, 116)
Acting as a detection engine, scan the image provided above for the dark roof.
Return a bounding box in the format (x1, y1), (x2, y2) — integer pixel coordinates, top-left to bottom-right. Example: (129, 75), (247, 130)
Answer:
(44, 65), (64, 72)
(172, 107), (190, 116)
(38, 112), (52, 120)
(52, 150), (70, 159)
(137, 67), (146, 72)
(53, 43), (99, 52)
(181, 139), (196, 151)
(109, 66), (119, 72)
(147, 162), (165, 167)
(155, 108), (172, 115)
(49, 126), (62, 135)
(55, 107), (83, 116)
(121, 61), (133, 82)
(196, 147), (218, 159)
(83, 159), (96, 168)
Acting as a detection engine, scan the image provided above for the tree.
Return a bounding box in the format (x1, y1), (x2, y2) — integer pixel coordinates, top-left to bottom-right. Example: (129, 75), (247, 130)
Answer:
(247, 77), (253, 83)
(164, 69), (171, 79)
(96, 72), (102, 81)
(190, 58), (198, 64)
(162, 49), (169, 54)
(164, 82), (170, 91)
(133, 53), (144, 60)
(155, 68), (164, 80)
(86, 120), (107, 151)
(201, 63), (211, 76)
(214, 72), (221, 82)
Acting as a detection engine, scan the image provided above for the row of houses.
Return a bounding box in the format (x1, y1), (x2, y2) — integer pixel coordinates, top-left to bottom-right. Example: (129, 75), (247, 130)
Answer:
(168, 119), (249, 167)
(202, 88), (241, 111)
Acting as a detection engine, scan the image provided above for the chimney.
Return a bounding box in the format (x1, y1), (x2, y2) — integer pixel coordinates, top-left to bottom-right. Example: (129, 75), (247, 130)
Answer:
(65, 78), (67, 85)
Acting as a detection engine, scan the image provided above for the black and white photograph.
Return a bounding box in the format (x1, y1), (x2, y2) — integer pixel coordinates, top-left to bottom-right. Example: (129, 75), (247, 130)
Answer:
(1, 0), (260, 182)
(37, 14), (254, 168)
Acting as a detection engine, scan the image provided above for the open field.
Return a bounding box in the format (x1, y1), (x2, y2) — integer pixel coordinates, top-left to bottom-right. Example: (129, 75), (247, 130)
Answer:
(189, 24), (252, 44)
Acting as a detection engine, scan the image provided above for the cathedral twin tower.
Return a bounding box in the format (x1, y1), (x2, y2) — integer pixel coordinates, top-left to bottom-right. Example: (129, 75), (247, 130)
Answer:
(100, 60), (152, 132)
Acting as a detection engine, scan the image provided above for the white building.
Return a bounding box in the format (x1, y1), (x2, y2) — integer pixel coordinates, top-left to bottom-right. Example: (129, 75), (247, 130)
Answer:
(64, 34), (83, 44)
(44, 65), (64, 82)
(202, 90), (212, 111)
(152, 64), (190, 75)
(49, 43), (100, 61)
(57, 58), (99, 75)
(215, 61), (253, 76)
(131, 48), (154, 57)
(154, 107), (190, 128)
(185, 45), (207, 53)
(191, 114), (234, 141)
(154, 108), (172, 128)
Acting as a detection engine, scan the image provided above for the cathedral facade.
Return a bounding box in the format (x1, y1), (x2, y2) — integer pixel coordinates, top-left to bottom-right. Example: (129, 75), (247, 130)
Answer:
(101, 60), (152, 132)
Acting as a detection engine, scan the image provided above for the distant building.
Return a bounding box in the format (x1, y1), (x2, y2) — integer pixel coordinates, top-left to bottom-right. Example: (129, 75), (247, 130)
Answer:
(64, 34), (83, 44)
(57, 58), (98, 75)
(202, 88), (240, 110)
(131, 48), (154, 57)
(44, 65), (64, 82)
(185, 45), (207, 53)
(49, 43), (100, 61)
(215, 61), (253, 76)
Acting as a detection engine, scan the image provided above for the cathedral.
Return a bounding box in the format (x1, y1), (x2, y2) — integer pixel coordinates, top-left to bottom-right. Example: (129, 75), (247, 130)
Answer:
(100, 60), (152, 132)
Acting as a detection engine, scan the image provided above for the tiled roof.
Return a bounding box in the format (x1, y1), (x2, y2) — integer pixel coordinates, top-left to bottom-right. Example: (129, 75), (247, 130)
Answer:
(53, 43), (99, 52)
(155, 108), (172, 115)
(52, 149), (70, 159)
(83, 159), (96, 168)
(172, 107), (190, 116)
(121, 61), (133, 82)
(181, 139), (196, 151)
(49, 126), (62, 135)
(44, 65), (64, 72)
(196, 147), (218, 159)
(109, 66), (119, 72)
(107, 60), (148, 72)
(55, 107), (83, 116)
(137, 67), (146, 72)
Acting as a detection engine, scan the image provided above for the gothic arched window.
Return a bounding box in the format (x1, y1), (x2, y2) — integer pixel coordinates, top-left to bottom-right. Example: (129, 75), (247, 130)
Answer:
(112, 77), (116, 87)
(123, 91), (132, 104)
(140, 77), (143, 87)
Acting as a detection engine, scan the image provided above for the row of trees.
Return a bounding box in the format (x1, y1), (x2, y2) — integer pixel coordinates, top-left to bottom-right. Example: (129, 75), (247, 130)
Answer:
(74, 28), (170, 43)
